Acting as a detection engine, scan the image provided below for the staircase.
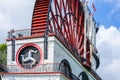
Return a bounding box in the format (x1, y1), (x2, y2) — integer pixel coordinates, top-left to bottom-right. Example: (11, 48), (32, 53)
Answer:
(31, 0), (50, 35)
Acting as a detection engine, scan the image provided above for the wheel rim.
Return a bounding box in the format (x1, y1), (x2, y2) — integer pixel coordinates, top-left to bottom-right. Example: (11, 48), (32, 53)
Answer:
(31, 0), (91, 66)
(48, 0), (86, 57)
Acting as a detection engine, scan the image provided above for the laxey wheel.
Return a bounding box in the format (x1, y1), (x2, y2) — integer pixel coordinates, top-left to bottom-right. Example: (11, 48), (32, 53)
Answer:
(32, 0), (91, 67)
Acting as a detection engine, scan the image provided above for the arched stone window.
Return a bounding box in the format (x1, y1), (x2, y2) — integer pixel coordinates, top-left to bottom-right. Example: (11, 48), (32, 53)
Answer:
(59, 59), (72, 79)
(78, 71), (89, 80)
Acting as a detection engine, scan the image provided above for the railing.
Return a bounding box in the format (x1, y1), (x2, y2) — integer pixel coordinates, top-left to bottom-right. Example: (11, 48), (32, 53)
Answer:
(8, 29), (31, 39)
(1, 63), (79, 80)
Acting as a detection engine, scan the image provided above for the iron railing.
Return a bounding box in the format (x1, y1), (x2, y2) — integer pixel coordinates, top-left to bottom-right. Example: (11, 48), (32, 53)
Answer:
(8, 29), (31, 39)
(1, 63), (79, 80)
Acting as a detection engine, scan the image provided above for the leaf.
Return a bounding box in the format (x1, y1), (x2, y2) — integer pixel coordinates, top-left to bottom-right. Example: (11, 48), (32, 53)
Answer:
(0, 43), (7, 65)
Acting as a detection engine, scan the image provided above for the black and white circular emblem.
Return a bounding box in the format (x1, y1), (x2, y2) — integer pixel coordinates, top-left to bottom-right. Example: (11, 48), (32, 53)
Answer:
(17, 45), (41, 69)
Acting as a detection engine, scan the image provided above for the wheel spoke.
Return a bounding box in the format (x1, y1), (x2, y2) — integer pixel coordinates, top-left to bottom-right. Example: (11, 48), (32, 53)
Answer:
(48, 0), (90, 64)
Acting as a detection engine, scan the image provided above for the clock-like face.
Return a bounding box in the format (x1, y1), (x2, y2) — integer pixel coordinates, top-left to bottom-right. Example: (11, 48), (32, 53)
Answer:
(17, 44), (41, 69)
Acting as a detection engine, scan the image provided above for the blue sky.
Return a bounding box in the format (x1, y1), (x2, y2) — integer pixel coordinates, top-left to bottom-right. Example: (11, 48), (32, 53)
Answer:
(0, 0), (120, 80)
(94, 0), (120, 28)
(89, 0), (120, 80)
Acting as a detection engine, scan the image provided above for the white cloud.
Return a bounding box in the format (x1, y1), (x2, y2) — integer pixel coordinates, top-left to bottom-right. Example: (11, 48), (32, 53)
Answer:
(0, 12), (11, 29)
(0, 12), (12, 44)
(103, 59), (120, 79)
(96, 25), (120, 80)
(0, 0), (35, 44)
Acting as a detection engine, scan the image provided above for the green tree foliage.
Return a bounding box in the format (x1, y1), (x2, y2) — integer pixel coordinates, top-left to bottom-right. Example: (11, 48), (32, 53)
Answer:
(0, 43), (7, 65)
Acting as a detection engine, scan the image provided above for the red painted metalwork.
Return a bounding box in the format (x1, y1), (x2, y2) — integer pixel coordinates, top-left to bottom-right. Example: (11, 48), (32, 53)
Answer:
(6, 0), (91, 67)
(47, 0), (90, 66)
(31, 0), (50, 35)
(31, 0), (91, 66)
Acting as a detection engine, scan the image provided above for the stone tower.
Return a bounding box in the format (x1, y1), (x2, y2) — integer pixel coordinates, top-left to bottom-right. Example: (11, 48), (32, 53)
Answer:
(1, 0), (101, 80)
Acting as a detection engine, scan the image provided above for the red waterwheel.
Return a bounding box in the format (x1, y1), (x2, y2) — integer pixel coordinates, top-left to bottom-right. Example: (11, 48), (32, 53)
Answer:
(48, 0), (85, 54)
(31, 0), (91, 67)
(31, 0), (50, 35)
